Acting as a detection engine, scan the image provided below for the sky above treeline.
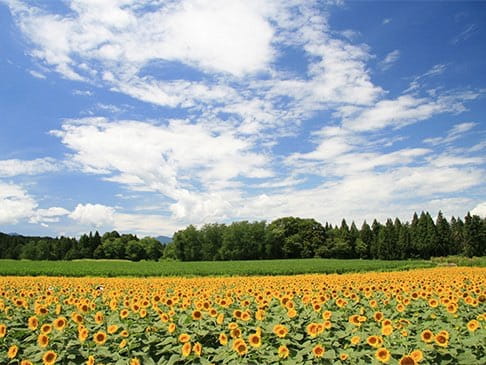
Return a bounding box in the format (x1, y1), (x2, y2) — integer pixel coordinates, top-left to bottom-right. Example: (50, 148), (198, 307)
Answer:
(0, 0), (485, 237)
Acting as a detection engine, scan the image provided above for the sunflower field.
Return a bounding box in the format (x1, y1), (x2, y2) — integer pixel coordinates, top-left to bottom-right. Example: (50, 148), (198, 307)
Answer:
(0, 267), (484, 364)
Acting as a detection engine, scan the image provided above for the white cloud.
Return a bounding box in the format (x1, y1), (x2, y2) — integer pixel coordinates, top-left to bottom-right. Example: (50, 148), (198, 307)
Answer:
(404, 64), (447, 93)
(379, 50), (400, 71)
(69, 203), (115, 227)
(424, 122), (477, 145)
(0, 158), (59, 177)
(29, 207), (70, 225)
(29, 69), (46, 79)
(73, 89), (93, 96)
(9, 0), (275, 79)
(382, 18), (392, 25)
(0, 182), (37, 224)
(52, 117), (272, 221)
(471, 202), (486, 217)
(343, 93), (478, 132)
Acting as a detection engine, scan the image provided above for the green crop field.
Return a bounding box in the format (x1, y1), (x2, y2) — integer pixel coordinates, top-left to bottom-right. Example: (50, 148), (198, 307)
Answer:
(0, 258), (435, 277)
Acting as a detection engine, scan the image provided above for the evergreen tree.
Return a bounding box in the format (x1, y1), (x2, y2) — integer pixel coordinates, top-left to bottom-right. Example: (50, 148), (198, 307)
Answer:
(370, 219), (381, 259)
(435, 211), (451, 257)
(397, 223), (411, 259)
(377, 219), (395, 260)
(450, 216), (465, 255)
(409, 212), (419, 257)
(464, 213), (484, 257)
(359, 221), (373, 259)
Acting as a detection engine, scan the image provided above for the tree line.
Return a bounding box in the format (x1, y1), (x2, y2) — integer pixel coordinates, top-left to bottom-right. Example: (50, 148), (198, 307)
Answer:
(170, 211), (485, 261)
(0, 211), (484, 261)
(0, 231), (164, 261)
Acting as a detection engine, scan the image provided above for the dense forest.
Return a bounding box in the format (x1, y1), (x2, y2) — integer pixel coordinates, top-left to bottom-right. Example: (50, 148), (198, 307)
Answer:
(0, 231), (163, 261)
(171, 211), (485, 261)
(0, 211), (484, 261)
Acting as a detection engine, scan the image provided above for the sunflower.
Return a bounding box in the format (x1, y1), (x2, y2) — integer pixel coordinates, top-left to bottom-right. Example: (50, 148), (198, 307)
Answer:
(37, 334), (49, 348)
(41, 324), (52, 334)
(120, 309), (129, 319)
(130, 358), (141, 365)
(306, 323), (318, 337)
(168, 323), (176, 333)
(193, 342), (202, 356)
(273, 324), (288, 338)
(70, 312), (83, 324)
(42, 350), (57, 365)
(28, 316), (39, 330)
(7, 345), (18, 359)
(179, 333), (191, 343)
(374, 311), (384, 322)
(287, 308), (297, 318)
(119, 339), (128, 349)
(420, 329), (434, 343)
(340, 353), (349, 361)
(349, 314), (361, 326)
(248, 333), (261, 348)
(434, 333), (448, 347)
(467, 319), (480, 332)
(192, 310), (203, 320)
(410, 349), (423, 362)
(241, 311), (251, 321)
(108, 324), (119, 334)
(312, 344), (325, 358)
(0, 324), (6, 338)
(53, 316), (67, 331)
(20, 361), (33, 365)
(381, 325), (393, 336)
(219, 333), (228, 345)
(278, 345), (289, 359)
(375, 348), (391, 363)
(351, 335), (361, 345)
(78, 328), (89, 342)
(94, 311), (104, 324)
(367, 335), (383, 348)
(93, 331), (107, 345)
(399, 355), (417, 365)
(233, 339), (248, 356)
(86, 355), (95, 365)
(216, 313), (225, 324)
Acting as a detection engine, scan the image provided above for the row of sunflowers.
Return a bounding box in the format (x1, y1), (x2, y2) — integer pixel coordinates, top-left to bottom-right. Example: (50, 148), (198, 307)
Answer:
(0, 267), (484, 364)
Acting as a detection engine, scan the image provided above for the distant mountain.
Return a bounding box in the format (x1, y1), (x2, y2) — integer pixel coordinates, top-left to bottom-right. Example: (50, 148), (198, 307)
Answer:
(8, 232), (21, 236)
(155, 235), (172, 244)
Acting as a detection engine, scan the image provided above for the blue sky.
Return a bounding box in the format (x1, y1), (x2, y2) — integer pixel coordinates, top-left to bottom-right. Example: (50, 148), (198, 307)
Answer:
(0, 0), (485, 237)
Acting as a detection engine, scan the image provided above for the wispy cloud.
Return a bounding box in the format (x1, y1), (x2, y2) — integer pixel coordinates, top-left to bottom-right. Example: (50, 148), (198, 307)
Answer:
(28, 69), (46, 79)
(451, 24), (479, 45)
(424, 122), (477, 145)
(378, 50), (400, 71)
(72, 89), (93, 96)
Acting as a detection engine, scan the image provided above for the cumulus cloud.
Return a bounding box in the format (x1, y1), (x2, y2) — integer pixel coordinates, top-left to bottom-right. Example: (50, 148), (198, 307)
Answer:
(0, 182), (37, 224)
(51, 117), (272, 222)
(29, 207), (70, 225)
(471, 202), (486, 217)
(69, 203), (116, 227)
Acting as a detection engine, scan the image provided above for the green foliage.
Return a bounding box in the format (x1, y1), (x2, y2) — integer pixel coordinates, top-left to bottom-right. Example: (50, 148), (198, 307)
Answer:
(0, 258), (434, 277)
